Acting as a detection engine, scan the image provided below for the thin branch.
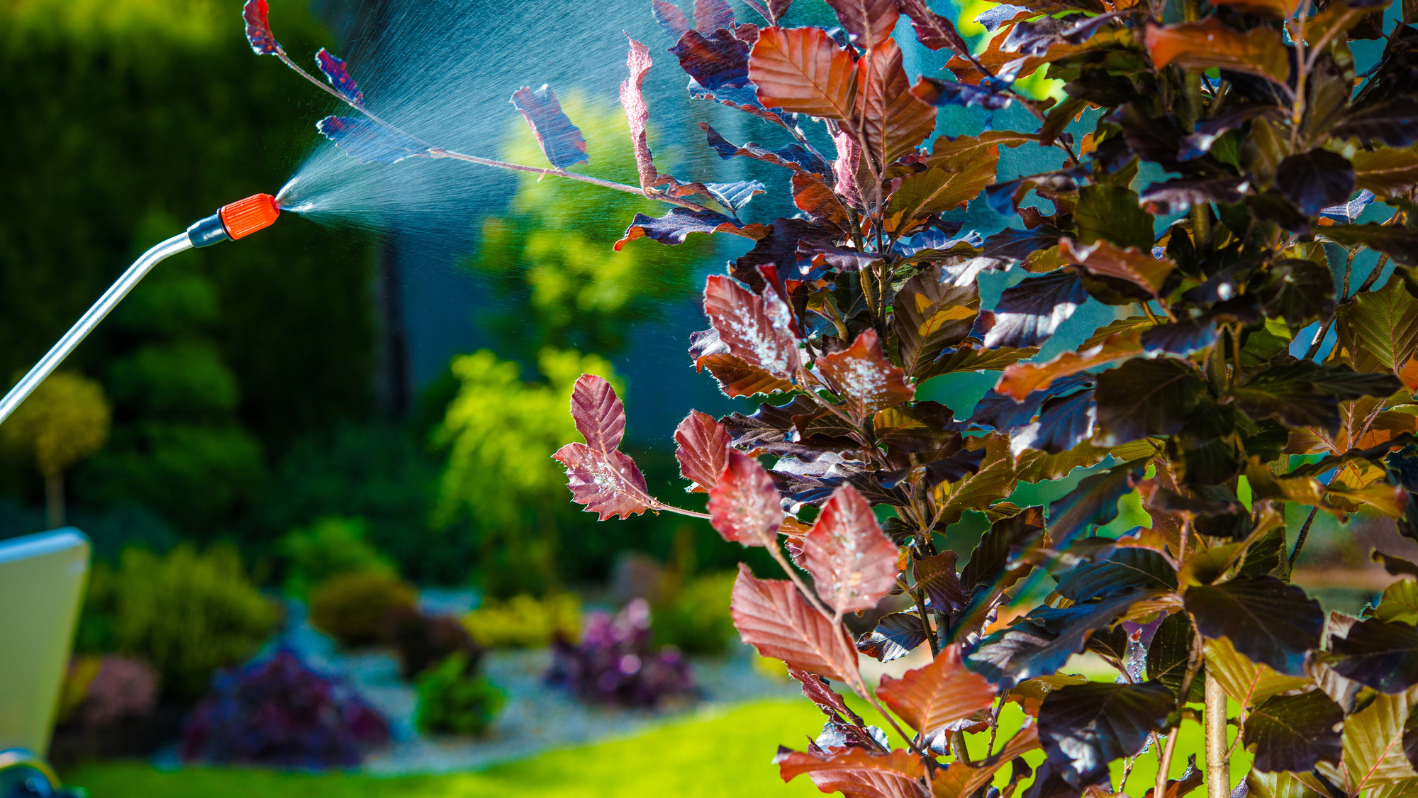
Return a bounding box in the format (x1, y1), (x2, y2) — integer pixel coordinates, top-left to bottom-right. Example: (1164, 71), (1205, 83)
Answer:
(652, 502), (713, 520)
(1155, 731), (1180, 798)
(1289, 506), (1320, 569)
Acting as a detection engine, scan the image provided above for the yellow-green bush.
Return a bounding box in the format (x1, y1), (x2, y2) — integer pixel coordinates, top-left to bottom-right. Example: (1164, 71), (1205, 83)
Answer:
(652, 572), (738, 656)
(461, 593), (581, 649)
(307, 570), (417, 648)
(96, 546), (279, 699)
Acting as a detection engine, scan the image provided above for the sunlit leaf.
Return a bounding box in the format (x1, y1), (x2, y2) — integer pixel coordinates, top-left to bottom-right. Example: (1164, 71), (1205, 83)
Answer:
(792, 172), (848, 226)
(857, 611), (930, 661)
(995, 330), (1143, 401)
(730, 563), (859, 682)
(1054, 547), (1177, 602)
(1145, 18), (1290, 86)
(817, 329), (914, 417)
(775, 747), (926, 798)
(1046, 462), (1141, 546)
(1333, 274), (1418, 376)
(675, 409), (730, 493)
(791, 666), (864, 724)
(876, 644), (996, 735)
(1060, 238), (1174, 299)
(930, 727), (1041, 798)
(316, 117), (431, 165)
(671, 28), (751, 90)
(824, 0), (898, 48)
(708, 450), (785, 546)
(981, 271), (1088, 350)
(929, 433), (1017, 526)
(1074, 185), (1156, 252)
(620, 36), (659, 191)
(892, 266), (980, 379)
(854, 40), (937, 171)
(1204, 635), (1312, 707)
(749, 26), (858, 119)
(1185, 576), (1324, 675)
(1038, 680), (1173, 787)
(553, 375), (655, 520)
(897, 0), (971, 56)
(314, 48), (362, 106)
(883, 134), (1013, 233)
(803, 484), (899, 613)
(616, 207), (768, 249)
(1315, 687), (1418, 794)
(510, 85), (589, 169)
(242, 0), (279, 55)
(701, 122), (829, 174)
(914, 550), (966, 613)
(693, 0), (735, 32)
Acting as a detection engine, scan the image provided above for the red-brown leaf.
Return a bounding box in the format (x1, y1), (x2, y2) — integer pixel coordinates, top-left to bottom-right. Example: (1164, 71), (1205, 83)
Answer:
(896, 0), (971, 57)
(568, 374), (626, 452)
(790, 666), (864, 723)
(776, 747), (928, 798)
(876, 644), (996, 734)
(803, 485), (899, 614)
(619, 36), (659, 192)
(699, 352), (798, 397)
(703, 274), (802, 381)
(1145, 18), (1290, 86)
(1060, 238), (1175, 299)
(554, 375), (654, 520)
(914, 551), (966, 614)
(675, 410), (731, 493)
(552, 443), (653, 520)
(825, 0), (900, 49)
(731, 563), (859, 682)
(854, 40), (937, 171)
(708, 450), (785, 545)
(793, 172), (850, 227)
(749, 27), (858, 119)
(817, 329), (914, 417)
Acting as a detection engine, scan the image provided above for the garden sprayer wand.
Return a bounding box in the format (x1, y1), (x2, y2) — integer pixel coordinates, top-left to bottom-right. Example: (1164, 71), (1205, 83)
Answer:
(0, 193), (281, 426)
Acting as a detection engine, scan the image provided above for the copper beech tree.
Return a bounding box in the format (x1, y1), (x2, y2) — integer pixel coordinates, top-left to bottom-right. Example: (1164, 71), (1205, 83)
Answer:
(248, 0), (1418, 793)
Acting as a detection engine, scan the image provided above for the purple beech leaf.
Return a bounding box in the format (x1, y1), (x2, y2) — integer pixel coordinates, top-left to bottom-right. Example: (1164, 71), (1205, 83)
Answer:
(693, 0), (735, 32)
(704, 180), (766, 211)
(1320, 189), (1376, 224)
(620, 36), (659, 192)
(1046, 463), (1141, 548)
(671, 28), (751, 91)
(1139, 176), (1248, 215)
(702, 122), (828, 174)
(653, 0), (692, 41)
(315, 48), (363, 106)
(675, 410), (730, 493)
(1010, 388), (1097, 457)
(1276, 149), (1356, 217)
(802, 484), (899, 614)
(510, 85), (589, 170)
(553, 375), (655, 520)
(857, 612), (929, 662)
(1243, 691), (1345, 773)
(1334, 96), (1418, 148)
(1038, 681), (1173, 787)
(975, 3), (1029, 32)
(703, 274), (801, 381)
(1184, 576), (1324, 676)
(242, 0), (279, 55)
(824, 0), (899, 49)
(981, 271), (1088, 350)
(688, 78), (795, 128)
(708, 450), (785, 546)
(1140, 316), (1218, 356)
(316, 117), (430, 165)
(897, 0), (972, 56)
(1330, 617), (1418, 693)
(731, 563), (858, 682)
(615, 207), (768, 250)
(790, 667), (865, 725)
(915, 551), (967, 613)
(916, 76), (1012, 110)
(815, 329), (914, 418)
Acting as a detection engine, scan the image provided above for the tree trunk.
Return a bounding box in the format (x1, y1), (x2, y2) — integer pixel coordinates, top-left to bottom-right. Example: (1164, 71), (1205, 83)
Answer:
(45, 469), (64, 529)
(1205, 671), (1229, 798)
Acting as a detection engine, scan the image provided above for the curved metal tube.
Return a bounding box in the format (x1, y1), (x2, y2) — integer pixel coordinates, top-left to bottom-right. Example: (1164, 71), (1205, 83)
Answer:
(0, 232), (193, 426)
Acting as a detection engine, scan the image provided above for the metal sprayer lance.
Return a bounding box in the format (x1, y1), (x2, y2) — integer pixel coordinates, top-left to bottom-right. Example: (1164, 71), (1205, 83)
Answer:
(0, 194), (282, 425)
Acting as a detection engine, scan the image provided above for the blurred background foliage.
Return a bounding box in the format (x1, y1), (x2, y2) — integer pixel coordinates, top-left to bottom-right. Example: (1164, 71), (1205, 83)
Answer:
(0, 0), (766, 600)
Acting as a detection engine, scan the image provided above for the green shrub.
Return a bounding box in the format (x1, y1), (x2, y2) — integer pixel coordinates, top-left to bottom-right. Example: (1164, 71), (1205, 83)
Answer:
(307, 570), (417, 648)
(108, 546), (279, 699)
(461, 593), (580, 649)
(276, 516), (393, 598)
(413, 653), (504, 736)
(652, 572), (737, 657)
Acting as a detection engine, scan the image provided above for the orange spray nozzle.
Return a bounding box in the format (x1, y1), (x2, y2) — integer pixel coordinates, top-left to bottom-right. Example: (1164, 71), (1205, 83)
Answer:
(219, 193), (281, 239)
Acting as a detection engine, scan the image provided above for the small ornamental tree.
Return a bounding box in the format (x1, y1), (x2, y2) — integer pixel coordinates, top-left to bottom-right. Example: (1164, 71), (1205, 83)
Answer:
(249, 0), (1418, 794)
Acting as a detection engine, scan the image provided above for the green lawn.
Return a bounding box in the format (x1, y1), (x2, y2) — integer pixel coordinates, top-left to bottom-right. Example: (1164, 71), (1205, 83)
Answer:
(62, 697), (1251, 797)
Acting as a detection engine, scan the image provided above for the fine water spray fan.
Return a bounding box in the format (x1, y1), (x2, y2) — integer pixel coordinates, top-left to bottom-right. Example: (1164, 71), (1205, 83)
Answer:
(0, 194), (282, 425)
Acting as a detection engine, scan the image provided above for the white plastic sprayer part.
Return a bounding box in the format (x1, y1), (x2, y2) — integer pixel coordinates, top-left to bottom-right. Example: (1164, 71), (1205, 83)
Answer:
(0, 232), (193, 426)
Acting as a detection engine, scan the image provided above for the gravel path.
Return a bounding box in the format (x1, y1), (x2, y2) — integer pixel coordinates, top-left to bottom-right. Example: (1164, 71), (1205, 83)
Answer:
(279, 596), (800, 774)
